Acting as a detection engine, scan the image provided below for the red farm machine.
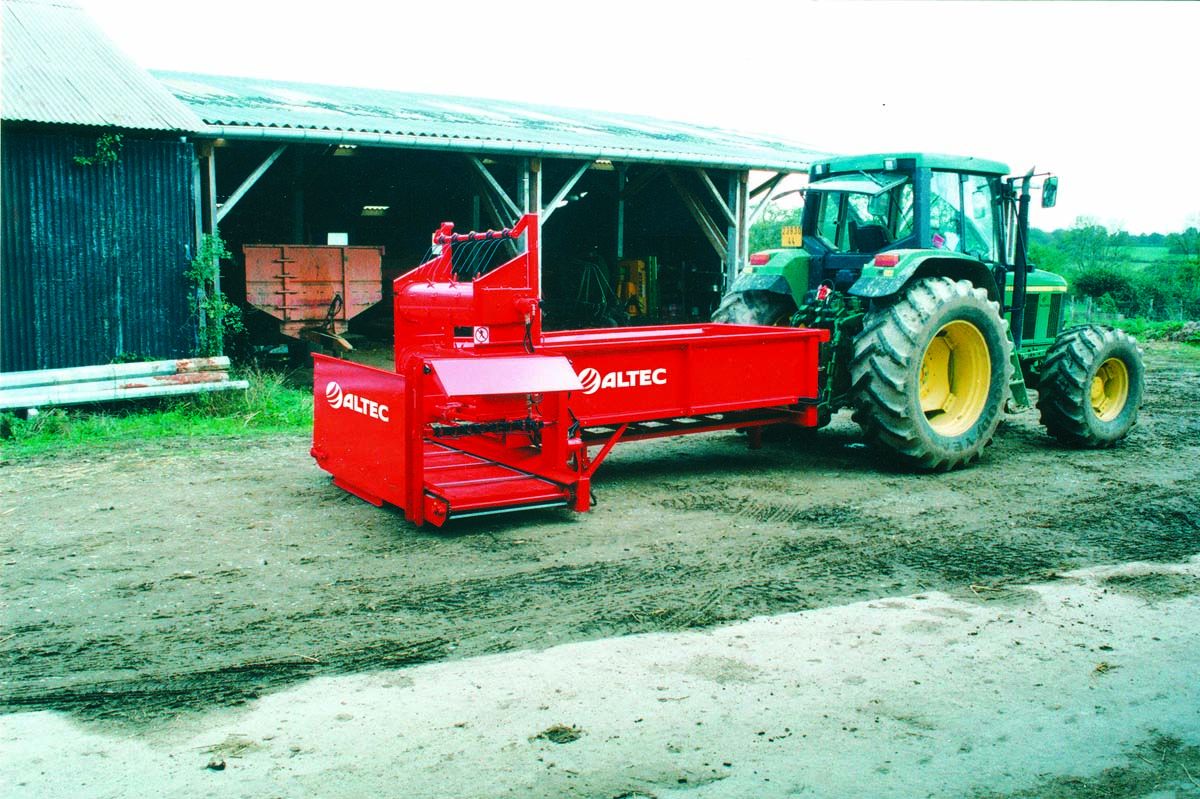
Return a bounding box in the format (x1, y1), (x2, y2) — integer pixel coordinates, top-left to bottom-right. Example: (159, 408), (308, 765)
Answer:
(311, 215), (827, 526)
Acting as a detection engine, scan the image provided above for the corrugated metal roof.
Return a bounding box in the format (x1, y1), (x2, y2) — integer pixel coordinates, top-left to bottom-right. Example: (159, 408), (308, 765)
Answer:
(1, 0), (201, 131)
(154, 71), (830, 172)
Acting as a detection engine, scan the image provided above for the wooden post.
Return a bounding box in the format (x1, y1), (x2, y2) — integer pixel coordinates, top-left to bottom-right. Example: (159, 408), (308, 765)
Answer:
(616, 164), (627, 260)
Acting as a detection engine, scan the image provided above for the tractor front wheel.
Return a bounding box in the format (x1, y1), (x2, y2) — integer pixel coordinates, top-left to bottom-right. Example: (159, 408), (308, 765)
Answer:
(712, 291), (796, 326)
(1036, 325), (1144, 447)
(850, 277), (1013, 470)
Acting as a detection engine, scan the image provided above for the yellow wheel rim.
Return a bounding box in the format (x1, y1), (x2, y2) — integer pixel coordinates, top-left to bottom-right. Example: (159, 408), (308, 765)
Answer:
(1091, 357), (1129, 422)
(919, 320), (991, 437)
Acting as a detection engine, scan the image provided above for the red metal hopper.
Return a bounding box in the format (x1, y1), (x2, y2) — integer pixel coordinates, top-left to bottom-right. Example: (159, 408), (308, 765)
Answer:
(311, 215), (827, 526)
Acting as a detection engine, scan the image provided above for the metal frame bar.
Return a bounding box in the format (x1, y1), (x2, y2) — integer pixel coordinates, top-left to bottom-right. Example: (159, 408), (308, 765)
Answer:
(541, 160), (591, 223)
(215, 144), (287, 223)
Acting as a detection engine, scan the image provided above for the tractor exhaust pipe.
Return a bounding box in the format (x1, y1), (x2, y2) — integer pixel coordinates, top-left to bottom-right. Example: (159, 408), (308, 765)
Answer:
(1010, 171), (1033, 350)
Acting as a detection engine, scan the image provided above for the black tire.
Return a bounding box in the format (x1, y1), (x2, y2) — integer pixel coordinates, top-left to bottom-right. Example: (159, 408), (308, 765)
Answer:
(850, 277), (1013, 471)
(1036, 325), (1144, 447)
(712, 291), (796, 326)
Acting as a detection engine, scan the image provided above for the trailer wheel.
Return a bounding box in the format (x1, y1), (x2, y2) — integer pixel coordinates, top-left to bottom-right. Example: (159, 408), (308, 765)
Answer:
(712, 291), (796, 326)
(850, 277), (1012, 470)
(1036, 325), (1144, 447)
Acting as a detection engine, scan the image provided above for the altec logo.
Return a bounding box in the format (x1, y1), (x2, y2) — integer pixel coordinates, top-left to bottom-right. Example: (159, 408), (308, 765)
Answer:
(325, 381), (390, 422)
(577, 367), (667, 395)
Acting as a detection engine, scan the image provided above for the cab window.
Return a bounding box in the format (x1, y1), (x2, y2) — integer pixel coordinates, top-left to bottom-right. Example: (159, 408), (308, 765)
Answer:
(931, 171), (999, 261)
(930, 171), (963, 252)
(813, 179), (913, 254)
(817, 191), (845, 249)
(963, 174), (998, 262)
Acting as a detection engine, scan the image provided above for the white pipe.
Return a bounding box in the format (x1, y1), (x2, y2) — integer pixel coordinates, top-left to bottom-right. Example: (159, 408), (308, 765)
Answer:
(0, 378), (249, 411)
(0, 357), (232, 390)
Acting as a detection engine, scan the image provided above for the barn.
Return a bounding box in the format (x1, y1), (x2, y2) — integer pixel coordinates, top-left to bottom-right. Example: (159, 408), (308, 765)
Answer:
(1, 0), (204, 372)
(2, 0), (826, 373)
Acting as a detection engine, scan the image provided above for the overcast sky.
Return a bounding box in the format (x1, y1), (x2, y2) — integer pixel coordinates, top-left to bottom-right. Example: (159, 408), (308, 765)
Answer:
(77, 0), (1199, 234)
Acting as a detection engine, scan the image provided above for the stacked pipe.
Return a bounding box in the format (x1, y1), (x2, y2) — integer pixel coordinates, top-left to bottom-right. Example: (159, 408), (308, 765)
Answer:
(0, 357), (248, 412)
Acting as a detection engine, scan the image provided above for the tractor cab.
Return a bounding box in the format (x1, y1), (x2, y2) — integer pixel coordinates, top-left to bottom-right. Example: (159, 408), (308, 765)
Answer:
(801, 154), (1011, 293)
(719, 153), (1049, 330)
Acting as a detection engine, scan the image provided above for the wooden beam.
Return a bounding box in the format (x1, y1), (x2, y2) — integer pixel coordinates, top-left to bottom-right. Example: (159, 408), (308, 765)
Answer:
(470, 171), (519, 257)
(749, 172), (786, 200)
(695, 168), (736, 227)
(620, 166), (663, 200)
(749, 179), (786, 226)
(616, 164), (628, 259)
(541, 160), (591, 223)
(468, 156), (522, 221)
(668, 170), (727, 260)
(215, 144), (287, 223)
(735, 170), (750, 284)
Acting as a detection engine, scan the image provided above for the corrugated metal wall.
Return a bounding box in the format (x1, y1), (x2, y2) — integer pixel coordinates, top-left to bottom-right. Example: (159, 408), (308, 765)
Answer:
(1, 129), (197, 371)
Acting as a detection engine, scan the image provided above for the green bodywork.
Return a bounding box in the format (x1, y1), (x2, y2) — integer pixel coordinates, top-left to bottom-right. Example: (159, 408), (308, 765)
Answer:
(727, 250), (812, 307)
(733, 151), (1069, 421)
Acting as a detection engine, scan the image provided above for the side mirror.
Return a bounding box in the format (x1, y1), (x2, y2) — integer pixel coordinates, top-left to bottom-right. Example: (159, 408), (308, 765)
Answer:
(1041, 176), (1059, 208)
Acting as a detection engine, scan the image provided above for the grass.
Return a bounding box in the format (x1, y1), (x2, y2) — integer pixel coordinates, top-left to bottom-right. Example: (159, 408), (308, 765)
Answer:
(1109, 317), (1200, 344)
(0, 367), (313, 460)
(1120, 245), (1176, 267)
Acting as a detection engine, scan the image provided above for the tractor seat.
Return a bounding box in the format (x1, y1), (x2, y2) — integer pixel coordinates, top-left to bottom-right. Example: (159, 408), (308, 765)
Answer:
(849, 220), (891, 253)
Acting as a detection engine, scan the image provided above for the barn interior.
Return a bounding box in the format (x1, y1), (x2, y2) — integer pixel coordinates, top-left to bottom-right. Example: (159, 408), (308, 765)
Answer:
(209, 141), (744, 350)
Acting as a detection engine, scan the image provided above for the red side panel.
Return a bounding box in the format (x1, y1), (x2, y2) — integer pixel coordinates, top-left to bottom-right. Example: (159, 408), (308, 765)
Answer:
(311, 355), (409, 509)
(543, 323), (826, 427)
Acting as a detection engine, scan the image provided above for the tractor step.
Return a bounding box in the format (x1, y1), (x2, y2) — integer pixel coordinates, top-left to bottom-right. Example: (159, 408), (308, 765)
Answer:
(1006, 330), (1031, 408)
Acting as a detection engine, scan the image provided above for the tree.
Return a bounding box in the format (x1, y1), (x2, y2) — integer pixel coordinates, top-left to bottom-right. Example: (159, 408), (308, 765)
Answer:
(1058, 216), (1127, 273)
(748, 205), (805, 255)
(1166, 227), (1199, 258)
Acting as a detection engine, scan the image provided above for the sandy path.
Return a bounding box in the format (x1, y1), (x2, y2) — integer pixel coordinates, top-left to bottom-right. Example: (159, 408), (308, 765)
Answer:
(3, 559), (1198, 798)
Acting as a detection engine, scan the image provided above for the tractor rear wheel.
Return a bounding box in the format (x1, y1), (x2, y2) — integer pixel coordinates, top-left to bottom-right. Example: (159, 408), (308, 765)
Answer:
(712, 291), (796, 326)
(1036, 325), (1144, 447)
(850, 277), (1013, 470)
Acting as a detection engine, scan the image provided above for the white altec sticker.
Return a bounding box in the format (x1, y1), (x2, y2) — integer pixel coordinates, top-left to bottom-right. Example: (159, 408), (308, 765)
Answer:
(325, 381), (390, 422)
(577, 367), (667, 395)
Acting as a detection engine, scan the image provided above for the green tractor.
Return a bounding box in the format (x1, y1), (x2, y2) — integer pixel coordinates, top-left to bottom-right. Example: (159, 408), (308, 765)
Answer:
(715, 153), (1144, 469)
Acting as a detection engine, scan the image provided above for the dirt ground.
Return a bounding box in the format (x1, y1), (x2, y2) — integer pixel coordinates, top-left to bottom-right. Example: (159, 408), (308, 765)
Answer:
(1, 343), (1198, 793)
(4, 561), (1199, 799)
